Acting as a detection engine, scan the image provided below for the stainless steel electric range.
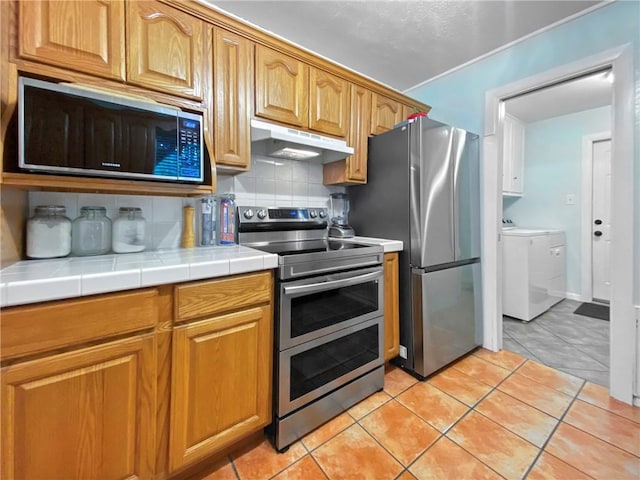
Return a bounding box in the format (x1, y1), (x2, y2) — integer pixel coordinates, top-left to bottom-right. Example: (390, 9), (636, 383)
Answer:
(237, 206), (385, 452)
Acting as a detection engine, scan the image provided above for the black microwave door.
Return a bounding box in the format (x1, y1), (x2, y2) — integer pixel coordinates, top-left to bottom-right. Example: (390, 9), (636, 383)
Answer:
(84, 103), (178, 178)
(23, 86), (85, 169)
(84, 105), (124, 173)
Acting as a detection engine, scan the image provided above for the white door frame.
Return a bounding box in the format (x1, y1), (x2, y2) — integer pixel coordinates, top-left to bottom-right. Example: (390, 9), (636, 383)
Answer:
(482, 44), (635, 403)
(581, 131), (612, 303)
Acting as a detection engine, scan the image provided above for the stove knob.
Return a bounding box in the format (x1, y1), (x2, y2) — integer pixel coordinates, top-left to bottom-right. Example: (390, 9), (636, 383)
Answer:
(309, 210), (318, 218)
(243, 209), (254, 219)
(319, 210), (327, 219)
(257, 209), (267, 219)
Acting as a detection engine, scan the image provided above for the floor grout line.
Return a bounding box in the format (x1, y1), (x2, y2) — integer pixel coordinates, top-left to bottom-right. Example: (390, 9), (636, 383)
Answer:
(520, 377), (589, 479)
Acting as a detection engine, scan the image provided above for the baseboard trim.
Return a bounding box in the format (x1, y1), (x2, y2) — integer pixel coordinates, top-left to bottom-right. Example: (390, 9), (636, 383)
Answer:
(635, 304), (639, 401)
(565, 292), (583, 302)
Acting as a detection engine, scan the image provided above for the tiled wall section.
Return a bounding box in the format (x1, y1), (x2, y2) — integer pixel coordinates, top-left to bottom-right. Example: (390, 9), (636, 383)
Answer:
(28, 191), (185, 250)
(28, 156), (344, 251)
(218, 155), (344, 208)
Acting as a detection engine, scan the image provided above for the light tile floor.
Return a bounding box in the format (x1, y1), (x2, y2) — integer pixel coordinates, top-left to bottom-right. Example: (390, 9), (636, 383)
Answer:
(197, 349), (639, 480)
(503, 299), (610, 387)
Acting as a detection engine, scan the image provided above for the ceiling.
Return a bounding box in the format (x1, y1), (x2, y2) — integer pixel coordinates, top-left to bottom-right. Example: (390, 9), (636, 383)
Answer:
(505, 69), (612, 124)
(203, 0), (602, 92)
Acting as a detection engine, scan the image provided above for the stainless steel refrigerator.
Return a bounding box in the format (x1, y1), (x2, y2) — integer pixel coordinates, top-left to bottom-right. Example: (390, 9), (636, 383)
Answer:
(349, 117), (482, 379)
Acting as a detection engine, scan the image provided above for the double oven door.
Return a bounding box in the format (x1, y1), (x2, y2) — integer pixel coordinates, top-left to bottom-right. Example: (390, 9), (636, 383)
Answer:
(277, 266), (384, 417)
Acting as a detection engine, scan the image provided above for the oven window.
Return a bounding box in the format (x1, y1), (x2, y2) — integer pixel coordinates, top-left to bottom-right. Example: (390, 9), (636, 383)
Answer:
(289, 324), (379, 401)
(290, 281), (378, 338)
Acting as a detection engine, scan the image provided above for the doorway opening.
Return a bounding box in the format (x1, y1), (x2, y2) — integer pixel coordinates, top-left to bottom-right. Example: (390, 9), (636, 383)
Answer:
(499, 71), (612, 387)
(481, 45), (635, 403)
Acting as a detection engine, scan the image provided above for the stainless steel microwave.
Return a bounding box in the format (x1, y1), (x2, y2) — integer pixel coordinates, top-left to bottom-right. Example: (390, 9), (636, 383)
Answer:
(18, 77), (204, 183)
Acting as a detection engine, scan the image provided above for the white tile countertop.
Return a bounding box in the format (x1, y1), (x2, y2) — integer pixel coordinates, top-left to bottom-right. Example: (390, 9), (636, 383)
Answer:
(0, 246), (278, 308)
(347, 236), (403, 253)
(0, 237), (403, 308)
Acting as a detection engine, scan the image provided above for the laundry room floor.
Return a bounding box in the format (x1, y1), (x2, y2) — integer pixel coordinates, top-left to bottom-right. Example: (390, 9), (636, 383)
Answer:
(503, 299), (610, 386)
(197, 349), (639, 480)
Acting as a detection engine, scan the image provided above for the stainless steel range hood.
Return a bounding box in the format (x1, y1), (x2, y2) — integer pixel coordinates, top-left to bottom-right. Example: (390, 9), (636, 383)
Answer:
(250, 118), (354, 163)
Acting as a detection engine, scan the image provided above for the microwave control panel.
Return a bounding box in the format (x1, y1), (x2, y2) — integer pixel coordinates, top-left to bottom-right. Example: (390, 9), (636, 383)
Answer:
(177, 115), (203, 182)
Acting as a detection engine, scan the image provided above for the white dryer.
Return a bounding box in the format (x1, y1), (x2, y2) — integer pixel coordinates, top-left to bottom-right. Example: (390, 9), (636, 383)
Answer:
(502, 228), (566, 321)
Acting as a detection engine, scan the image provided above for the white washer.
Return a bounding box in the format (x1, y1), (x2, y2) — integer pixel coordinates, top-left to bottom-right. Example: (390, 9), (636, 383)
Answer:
(502, 228), (566, 321)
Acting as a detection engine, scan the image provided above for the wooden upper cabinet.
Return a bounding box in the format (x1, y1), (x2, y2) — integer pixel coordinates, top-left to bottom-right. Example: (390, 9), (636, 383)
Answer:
(309, 69), (350, 137)
(322, 83), (370, 185)
(346, 84), (371, 182)
(1, 333), (157, 480)
(213, 28), (252, 169)
(370, 93), (404, 135)
(255, 45), (308, 128)
(126, 1), (205, 100)
(18, 0), (126, 80)
(169, 305), (273, 471)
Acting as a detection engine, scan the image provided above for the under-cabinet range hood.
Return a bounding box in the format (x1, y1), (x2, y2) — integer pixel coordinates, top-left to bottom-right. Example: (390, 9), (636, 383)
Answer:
(250, 118), (354, 163)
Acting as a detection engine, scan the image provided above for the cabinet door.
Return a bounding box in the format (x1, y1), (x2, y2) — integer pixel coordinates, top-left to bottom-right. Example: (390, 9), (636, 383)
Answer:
(126, 1), (205, 100)
(309, 68), (349, 137)
(383, 252), (400, 361)
(503, 113), (524, 194)
(19, 0), (125, 80)
(1, 334), (156, 480)
(322, 84), (370, 185)
(255, 45), (308, 128)
(370, 93), (403, 135)
(213, 28), (252, 169)
(347, 85), (372, 182)
(169, 305), (273, 471)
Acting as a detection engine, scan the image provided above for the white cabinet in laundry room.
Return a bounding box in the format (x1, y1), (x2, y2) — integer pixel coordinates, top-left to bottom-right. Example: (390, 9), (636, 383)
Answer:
(502, 113), (525, 195)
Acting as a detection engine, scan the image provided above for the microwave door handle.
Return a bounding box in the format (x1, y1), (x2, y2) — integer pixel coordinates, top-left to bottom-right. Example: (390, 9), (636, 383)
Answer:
(283, 270), (382, 296)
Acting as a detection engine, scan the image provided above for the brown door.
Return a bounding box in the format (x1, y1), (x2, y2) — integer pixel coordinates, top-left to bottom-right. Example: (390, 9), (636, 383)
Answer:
(169, 305), (273, 471)
(1, 334), (156, 480)
(370, 93), (403, 135)
(255, 45), (308, 127)
(19, 0), (125, 80)
(309, 68), (350, 137)
(213, 28), (253, 169)
(126, 1), (205, 100)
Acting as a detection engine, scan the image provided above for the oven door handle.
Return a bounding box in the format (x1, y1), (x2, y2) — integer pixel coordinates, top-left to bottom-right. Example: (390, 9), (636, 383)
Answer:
(283, 270), (382, 296)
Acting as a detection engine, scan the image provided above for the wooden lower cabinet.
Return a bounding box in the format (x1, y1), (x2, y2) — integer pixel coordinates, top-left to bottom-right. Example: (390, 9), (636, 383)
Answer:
(1, 333), (157, 480)
(168, 304), (273, 471)
(384, 252), (400, 361)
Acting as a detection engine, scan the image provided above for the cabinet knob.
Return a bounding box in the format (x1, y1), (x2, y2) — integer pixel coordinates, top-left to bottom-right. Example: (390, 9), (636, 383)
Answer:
(594, 231), (603, 237)
(594, 219), (602, 225)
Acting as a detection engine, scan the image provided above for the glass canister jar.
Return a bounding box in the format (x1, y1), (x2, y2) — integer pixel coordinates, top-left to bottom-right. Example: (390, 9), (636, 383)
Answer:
(26, 206), (72, 259)
(71, 206), (112, 256)
(112, 207), (146, 253)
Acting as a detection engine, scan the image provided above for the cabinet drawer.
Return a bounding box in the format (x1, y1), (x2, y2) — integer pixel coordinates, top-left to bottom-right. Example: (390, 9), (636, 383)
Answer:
(1, 288), (158, 361)
(175, 271), (273, 322)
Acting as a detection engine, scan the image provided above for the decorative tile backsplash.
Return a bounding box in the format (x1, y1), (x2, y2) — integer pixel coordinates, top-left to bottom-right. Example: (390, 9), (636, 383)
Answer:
(218, 155), (344, 207)
(28, 155), (344, 251)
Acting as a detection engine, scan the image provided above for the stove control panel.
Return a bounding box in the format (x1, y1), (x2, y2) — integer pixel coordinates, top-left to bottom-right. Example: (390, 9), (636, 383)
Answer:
(237, 206), (328, 226)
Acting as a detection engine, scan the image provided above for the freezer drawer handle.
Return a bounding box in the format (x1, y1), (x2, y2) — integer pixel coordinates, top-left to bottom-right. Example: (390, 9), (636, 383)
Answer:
(283, 271), (381, 296)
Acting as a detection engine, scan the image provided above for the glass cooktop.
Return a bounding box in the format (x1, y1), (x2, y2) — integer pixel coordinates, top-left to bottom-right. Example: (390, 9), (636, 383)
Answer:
(249, 239), (372, 257)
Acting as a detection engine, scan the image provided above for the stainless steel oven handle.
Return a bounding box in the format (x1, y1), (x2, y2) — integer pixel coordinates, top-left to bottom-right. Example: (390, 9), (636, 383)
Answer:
(283, 270), (382, 296)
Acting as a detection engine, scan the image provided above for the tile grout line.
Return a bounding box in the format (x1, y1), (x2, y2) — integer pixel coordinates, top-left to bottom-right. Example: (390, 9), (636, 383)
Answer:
(502, 332), (544, 364)
(396, 357), (527, 479)
(436, 359), (536, 478)
(226, 453), (241, 480)
(519, 377), (589, 479)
